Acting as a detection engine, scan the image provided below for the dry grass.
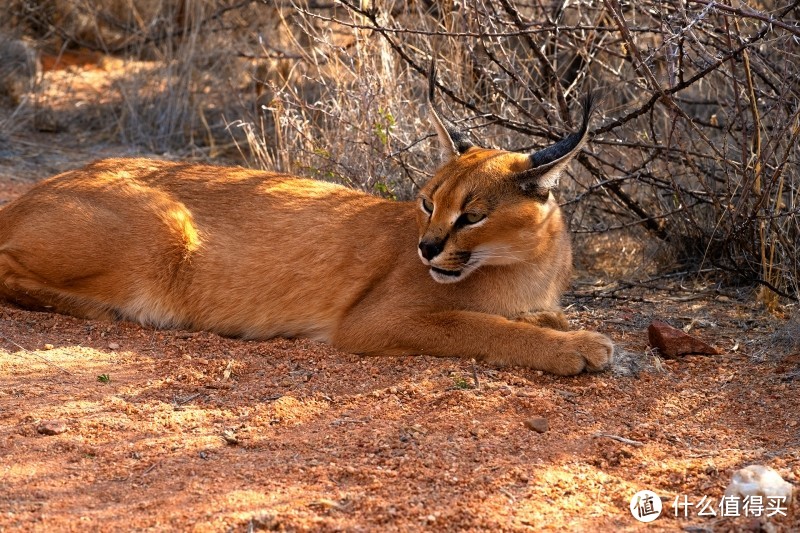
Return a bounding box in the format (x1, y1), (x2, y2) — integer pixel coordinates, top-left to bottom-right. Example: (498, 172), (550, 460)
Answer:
(1, 0), (798, 302)
(0, 33), (38, 138)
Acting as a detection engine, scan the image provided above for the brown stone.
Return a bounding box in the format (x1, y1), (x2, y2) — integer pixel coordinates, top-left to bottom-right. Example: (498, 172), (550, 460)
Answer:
(524, 417), (549, 433)
(37, 420), (68, 436)
(647, 320), (720, 358)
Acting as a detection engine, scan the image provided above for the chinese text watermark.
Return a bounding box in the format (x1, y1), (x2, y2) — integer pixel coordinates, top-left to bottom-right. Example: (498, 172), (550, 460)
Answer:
(629, 492), (789, 522)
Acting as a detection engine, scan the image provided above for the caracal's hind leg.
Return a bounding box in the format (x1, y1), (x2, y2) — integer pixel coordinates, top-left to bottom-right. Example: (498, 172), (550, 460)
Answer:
(0, 251), (118, 320)
(0, 172), (195, 327)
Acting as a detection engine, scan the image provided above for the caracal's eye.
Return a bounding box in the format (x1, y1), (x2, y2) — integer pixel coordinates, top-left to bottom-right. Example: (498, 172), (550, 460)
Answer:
(421, 197), (434, 214)
(459, 212), (486, 225)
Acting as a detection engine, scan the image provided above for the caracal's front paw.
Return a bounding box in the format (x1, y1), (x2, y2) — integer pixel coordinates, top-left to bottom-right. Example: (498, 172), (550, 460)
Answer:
(549, 330), (614, 376)
(515, 310), (570, 331)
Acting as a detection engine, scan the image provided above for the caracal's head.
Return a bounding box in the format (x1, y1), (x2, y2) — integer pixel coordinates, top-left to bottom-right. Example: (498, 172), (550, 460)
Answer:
(416, 63), (592, 284)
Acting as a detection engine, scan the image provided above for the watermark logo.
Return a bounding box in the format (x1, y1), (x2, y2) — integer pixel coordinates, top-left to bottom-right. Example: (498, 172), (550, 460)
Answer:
(630, 490), (662, 522)
(629, 490), (790, 522)
(674, 494), (789, 518)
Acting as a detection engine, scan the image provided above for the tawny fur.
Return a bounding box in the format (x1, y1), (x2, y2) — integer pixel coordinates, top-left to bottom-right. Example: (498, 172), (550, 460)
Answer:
(0, 131), (613, 375)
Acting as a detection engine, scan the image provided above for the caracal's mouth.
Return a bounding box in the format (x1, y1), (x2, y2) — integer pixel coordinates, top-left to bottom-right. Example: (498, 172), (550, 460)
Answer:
(431, 266), (462, 277)
(428, 263), (479, 284)
(429, 266), (464, 283)
(419, 247), (479, 283)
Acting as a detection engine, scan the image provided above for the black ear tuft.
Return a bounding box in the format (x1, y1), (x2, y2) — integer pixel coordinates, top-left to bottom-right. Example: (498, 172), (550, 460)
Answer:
(530, 93), (593, 168)
(515, 94), (593, 197)
(447, 129), (475, 155)
(428, 60), (475, 159)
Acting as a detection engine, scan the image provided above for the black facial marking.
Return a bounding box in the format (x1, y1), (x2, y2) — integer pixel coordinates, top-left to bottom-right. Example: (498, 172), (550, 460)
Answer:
(431, 266), (461, 277)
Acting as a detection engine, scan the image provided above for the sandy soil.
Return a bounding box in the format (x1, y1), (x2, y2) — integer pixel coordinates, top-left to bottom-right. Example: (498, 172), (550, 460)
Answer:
(1, 263), (798, 531)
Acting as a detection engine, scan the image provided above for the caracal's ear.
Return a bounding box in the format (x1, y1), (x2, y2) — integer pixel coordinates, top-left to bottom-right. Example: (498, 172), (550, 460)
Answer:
(515, 93), (594, 198)
(428, 60), (475, 161)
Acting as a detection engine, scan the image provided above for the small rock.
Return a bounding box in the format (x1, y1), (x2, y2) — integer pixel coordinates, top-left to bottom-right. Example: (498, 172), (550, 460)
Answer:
(469, 427), (488, 438)
(524, 417), (549, 433)
(43, 343), (55, 350)
(221, 429), (239, 445)
(250, 512), (280, 530)
(37, 420), (68, 435)
(108, 342), (120, 350)
(724, 465), (793, 516)
(647, 320), (720, 358)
